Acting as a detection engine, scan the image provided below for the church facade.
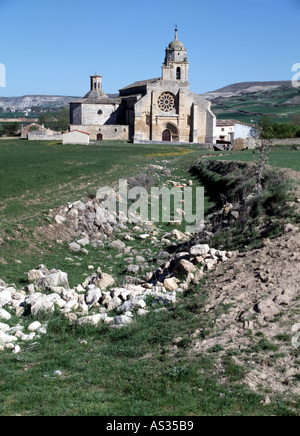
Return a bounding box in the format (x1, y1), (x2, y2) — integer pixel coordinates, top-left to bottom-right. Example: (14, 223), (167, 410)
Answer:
(69, 29), (216, 144)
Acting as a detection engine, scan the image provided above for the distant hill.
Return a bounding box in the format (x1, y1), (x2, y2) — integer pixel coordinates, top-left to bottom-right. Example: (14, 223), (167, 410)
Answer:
(203, 81), (300, 124)
(0, 95), (78, 111)
(0, 94), (117, 111)
(206, 81), (291, 98)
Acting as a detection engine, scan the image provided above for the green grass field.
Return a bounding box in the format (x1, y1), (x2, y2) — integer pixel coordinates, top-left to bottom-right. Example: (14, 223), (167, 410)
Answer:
(212, 84), (300, 124)
(0, 139), (299, 416)
(205, 146), (300, 172)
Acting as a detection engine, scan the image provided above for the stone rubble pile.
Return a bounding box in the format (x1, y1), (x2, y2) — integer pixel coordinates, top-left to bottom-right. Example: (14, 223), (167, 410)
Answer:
(0, 239), (238, 353)
(53, 196), (159, 255)
(1, 171), (242, 353)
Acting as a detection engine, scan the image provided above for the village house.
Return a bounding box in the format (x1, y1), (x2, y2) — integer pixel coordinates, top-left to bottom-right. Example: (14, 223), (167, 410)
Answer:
(216, 119), (259, 150)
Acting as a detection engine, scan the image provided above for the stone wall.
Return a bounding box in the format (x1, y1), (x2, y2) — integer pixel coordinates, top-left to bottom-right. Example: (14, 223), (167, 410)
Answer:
(81, 103), (120, 126)
(28, 131), (63, 141)
(233, 137), (247, 151)
(70, 124), (129, 141)
(271, 138), (300, 146)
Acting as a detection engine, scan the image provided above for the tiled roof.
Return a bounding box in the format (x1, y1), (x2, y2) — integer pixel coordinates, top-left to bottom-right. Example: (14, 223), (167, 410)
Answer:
(119, 78), (160, 91)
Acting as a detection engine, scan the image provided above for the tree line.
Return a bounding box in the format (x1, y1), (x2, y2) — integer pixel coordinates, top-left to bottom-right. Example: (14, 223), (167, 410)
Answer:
(261, 116), (300, 139)
(0, 107), (70, 137)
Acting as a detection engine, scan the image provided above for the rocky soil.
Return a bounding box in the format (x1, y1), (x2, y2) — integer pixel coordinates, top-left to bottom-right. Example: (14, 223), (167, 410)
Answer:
(189, 223), (300, 398)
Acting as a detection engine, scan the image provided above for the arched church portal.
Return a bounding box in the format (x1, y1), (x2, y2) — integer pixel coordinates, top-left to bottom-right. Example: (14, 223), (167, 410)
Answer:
(162, 123), (179, 142)
(162, 129), (171, 142)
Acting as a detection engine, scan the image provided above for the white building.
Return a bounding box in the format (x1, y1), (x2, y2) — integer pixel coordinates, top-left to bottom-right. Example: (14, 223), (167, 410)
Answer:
(216, 119), (259, 150)
(63, 130), (90, 145)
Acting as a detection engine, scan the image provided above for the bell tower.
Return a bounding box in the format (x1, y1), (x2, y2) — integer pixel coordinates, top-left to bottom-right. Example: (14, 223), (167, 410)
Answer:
(83, 72), (109, 99)
(90, 73), (102, 92)
(162, 27), (189, 86)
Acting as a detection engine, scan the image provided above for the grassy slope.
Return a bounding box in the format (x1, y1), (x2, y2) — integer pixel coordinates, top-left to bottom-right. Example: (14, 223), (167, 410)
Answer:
(204, 146), (300, 172)
(212, 85), (300, 125)
(0, 140), (299, 416)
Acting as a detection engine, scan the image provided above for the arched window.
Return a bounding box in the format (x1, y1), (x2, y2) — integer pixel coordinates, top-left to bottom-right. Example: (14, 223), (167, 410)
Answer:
(176, 67), (181, 80)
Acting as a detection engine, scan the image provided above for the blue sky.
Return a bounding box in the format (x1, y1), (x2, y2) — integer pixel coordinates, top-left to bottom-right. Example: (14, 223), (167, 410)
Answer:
(0, 0), (299, 97)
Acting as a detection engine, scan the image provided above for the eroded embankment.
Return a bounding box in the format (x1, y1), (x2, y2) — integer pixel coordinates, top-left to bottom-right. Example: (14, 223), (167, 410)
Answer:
(185, 159), (300, 399)
(189, 159), (298, 251)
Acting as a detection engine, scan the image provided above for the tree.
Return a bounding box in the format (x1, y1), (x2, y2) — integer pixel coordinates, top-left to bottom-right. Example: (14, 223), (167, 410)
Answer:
(39, 107), (69, 132)
(0, 122), (20, 137)
(260, 116), (299, 139)
(252, 139), (273, 192)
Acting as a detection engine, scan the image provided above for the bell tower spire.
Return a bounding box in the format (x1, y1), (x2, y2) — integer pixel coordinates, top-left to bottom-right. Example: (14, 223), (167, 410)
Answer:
(162, 28), (189, 86)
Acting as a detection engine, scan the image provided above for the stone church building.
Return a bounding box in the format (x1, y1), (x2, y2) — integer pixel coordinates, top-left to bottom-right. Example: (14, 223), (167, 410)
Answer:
(69, 29), (216, 144)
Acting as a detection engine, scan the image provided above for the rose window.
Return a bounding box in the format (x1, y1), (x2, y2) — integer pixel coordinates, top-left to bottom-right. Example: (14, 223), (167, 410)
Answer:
(157, 92), (175, 112)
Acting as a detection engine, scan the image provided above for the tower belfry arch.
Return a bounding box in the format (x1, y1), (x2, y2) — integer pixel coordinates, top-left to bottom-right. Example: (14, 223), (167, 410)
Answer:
(162, 26), (189, 86)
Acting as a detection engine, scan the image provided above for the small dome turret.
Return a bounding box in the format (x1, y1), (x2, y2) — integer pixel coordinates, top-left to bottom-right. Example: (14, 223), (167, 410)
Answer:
(168, 26), (185, 50)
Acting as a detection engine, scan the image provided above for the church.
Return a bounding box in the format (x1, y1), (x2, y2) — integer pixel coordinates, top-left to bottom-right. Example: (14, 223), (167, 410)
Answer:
(69, 29), (216, 144)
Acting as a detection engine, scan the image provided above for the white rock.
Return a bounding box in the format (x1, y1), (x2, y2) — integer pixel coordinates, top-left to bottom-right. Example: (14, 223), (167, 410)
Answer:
(157, 291), (177, 305)
(137, 309), (149, 316)
(63, 299), (79, 312)
(77, 313), (107, 326)
(104, 317), (114, 325)
(28, 269), (44, 282)
(139, 234), (150, 239)
(111, 315), (132, 326)
(86, 286), (101, 306)
(175, 259), (196, 274)
(190, 244), (210, 256)
(0, 331), (18, 346)
(0, 322), (10, 332)
(0, 308), (11, 320)
(0, 290), (12, 307)
(163, 278), (178, 291)
(109, 240), (126, 251)
(28, 321), (41, 332)
(55, 297), (67, 309)
(95, 273), (115, 291)
(124, 235), (135, 241)
(30, 298), (55, 317)
(54, 215), (66, 225)
(12, 345), (21, 354)
(77, 237), (90, 247)
(26, 332), (36, 341)
(107, 296), (123, 311)
(69, 242), (81, 252)
(36, 271), (69, 291)
(75, 284), (85, 293)
(117, 297), (146, 313)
